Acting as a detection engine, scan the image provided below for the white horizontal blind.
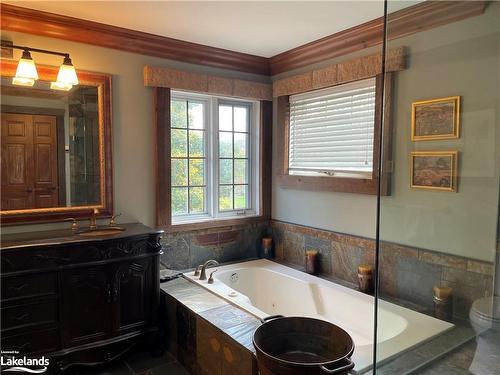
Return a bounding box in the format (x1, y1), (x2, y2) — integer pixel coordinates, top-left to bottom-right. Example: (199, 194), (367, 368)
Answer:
(289, 78), (376, 177)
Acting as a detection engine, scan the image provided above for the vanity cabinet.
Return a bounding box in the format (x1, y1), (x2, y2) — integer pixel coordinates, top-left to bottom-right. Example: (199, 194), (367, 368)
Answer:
(0, 223), (163, 372)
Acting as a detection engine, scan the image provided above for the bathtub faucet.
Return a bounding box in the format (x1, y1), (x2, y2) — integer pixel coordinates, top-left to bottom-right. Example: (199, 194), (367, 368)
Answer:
(199, 259), (219, 281)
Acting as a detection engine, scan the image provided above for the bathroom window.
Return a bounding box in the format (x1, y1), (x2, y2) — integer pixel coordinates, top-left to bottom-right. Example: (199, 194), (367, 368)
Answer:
(288, 78), (376, 178)
(276, 74), (393, 195)
(170, 91), (259, 224)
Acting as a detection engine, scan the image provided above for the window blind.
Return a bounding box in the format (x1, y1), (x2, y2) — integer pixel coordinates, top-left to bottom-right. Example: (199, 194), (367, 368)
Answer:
(288, 77), (376, 177)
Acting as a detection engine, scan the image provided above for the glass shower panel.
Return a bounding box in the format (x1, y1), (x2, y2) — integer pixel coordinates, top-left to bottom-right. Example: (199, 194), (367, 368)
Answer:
(375, 1), (500, 374)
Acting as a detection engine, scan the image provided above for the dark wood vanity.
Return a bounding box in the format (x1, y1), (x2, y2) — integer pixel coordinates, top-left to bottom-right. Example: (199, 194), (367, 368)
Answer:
(1, 223), (163, 372)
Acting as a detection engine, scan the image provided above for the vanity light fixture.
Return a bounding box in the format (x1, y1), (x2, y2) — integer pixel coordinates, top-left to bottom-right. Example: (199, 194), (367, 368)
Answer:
(1, 41), (79, 90)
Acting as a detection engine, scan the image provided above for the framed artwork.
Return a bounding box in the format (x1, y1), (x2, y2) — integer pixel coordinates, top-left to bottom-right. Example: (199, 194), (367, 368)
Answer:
(410, 151), (458, 192)
(411, 96), (460, 141)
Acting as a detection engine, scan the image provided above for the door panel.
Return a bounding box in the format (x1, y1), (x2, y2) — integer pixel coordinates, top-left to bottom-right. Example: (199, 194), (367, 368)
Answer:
(112, 259), (153, 333)
(33, 115), (59, 208)
(61, 267), (111, 346)
(1, 114), (34, 210)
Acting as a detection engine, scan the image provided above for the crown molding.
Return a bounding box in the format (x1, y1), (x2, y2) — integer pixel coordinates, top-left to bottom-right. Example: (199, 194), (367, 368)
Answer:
(0, 1), (488, 77)
(269, 1), (487, 75)
(0, 3), (270, 76)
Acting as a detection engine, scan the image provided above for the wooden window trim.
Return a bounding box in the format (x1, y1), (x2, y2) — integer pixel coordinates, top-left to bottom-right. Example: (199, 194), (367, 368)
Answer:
(153, 87), (272, 231)
(276, 73), (394, 196)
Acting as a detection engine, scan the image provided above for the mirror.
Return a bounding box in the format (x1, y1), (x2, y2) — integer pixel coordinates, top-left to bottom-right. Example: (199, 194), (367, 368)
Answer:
(0, 59), (113, 224)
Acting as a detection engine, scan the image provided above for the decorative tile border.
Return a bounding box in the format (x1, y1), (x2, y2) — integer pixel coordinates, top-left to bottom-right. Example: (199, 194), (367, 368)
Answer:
(270, 220), (494, 319)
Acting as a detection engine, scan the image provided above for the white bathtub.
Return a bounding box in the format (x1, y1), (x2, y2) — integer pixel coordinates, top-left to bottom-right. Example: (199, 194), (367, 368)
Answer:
(185, 259), (453, 374)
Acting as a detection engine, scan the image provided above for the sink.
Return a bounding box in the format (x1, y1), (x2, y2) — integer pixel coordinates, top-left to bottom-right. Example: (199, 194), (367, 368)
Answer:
(77, 227), (125, 236)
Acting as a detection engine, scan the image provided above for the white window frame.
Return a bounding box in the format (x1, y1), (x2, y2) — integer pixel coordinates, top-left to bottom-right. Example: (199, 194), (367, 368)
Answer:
(171, 90), (260, 225)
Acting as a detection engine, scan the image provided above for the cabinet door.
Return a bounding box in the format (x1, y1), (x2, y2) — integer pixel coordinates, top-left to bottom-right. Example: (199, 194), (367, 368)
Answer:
(111, 258), (154, 334)
(61, 266), (112, 347)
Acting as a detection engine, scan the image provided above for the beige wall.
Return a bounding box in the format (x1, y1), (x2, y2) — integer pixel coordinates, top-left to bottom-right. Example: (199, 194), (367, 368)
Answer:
(272, 3), (500, 262)
(0, 30), (269, 234)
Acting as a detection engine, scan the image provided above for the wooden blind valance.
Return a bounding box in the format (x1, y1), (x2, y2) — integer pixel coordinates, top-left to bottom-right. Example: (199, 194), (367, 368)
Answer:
(273, 47), (406, 97)
(144, 66), (272, 101)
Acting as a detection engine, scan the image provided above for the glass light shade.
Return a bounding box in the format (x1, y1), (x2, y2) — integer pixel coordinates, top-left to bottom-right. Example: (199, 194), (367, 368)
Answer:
(57, 57), (79, 85)
(13, 50), (38, 85)
(50, 81), (73, 91)
(12, 77), (35, 87)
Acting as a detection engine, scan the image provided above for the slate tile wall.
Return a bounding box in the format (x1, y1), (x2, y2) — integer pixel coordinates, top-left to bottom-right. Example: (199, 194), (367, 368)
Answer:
(270, 220), (494, 319)
(160, 222), (268, 271)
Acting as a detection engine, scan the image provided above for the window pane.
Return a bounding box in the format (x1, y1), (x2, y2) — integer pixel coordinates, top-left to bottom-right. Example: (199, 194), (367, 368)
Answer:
(171, 100), (187, 128)
(189, 187), (205, 213)
(219, 132), (233, 157)
(219, 105), (233, 131)
(171, 159), (188, 186)
(234, 159), (247, 184)
(171, 129), (187, 157)
(172, 187), (188, 215)
(188, 102), (204, 129)
(234, 185), (248, 209)
(234, 106), (248, 132)
(219, 185), (233, 211)
(189, 130), (204, 157)
(234, 133), (248, 158)
(189, 159), (205, 186)
(219, 159), (233, 184)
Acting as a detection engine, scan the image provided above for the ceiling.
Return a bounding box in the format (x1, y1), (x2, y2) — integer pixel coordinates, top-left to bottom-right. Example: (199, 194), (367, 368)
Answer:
(4, 1), (421, 58)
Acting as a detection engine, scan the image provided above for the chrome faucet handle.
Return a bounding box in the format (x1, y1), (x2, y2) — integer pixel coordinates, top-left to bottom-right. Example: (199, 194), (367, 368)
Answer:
(193, 264), (203, 277)
(208, 269), (218, 284)
(64, 218), (78, 231)
(109, 213), (122, 226)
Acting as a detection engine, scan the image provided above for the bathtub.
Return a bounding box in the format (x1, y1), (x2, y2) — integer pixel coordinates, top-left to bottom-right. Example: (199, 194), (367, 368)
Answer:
(185, 259), (453, 373)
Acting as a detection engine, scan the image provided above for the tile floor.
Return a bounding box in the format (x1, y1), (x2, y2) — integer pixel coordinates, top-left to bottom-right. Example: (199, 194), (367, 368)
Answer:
(71, 350), (190, 375)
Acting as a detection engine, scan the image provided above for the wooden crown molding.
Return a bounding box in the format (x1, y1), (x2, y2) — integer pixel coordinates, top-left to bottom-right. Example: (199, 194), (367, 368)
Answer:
(0, 3), (270, 76)
(269, 1), (487, 75)
(0, 1), (487, 77)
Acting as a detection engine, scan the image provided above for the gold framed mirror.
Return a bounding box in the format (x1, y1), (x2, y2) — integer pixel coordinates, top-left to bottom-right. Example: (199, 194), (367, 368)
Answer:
(0, 59), (113, 224)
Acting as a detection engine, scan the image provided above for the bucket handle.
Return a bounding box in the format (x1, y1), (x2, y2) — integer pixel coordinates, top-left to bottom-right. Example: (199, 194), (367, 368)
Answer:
(261, 315), (284, 322)
(319, 358), (354, 374)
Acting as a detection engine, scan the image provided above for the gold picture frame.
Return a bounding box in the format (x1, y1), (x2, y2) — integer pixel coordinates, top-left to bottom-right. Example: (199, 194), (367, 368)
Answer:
(410, 151), (458, 192)
(411, 96), (460, 141)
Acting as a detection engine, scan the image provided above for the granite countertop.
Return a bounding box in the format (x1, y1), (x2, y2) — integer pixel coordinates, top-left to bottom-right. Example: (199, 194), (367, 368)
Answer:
(0, 222), (163, 250)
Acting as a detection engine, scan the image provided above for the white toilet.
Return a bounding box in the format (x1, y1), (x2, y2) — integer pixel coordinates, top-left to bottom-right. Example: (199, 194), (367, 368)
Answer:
(469, 296), (500, 375)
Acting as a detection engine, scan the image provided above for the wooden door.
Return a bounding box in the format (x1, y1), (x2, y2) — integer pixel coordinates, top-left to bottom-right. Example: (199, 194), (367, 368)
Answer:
(111, 258), (154, 334)
(1, 113), (34, 210)
(61, 266), (112, 347)
(32, 115), (59, 208)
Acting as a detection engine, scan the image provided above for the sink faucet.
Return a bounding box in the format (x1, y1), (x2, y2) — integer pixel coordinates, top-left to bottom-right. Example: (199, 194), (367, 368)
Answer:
(89, 208), (99, 230)
(199, 259), (219, 281)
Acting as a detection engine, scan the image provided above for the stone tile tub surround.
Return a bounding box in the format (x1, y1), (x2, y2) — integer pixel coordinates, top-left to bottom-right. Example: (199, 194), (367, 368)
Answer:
(160, 222), (268, 271)
(161, 272), (475, 375)
(161, 277), (260, 375)
(270, 220), (494, 320)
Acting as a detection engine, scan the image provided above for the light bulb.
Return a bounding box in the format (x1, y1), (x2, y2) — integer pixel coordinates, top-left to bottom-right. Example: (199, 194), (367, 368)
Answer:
(50, 81), (73, 91)
(57, 56), (79, 85)
(12, 77), (35, 87)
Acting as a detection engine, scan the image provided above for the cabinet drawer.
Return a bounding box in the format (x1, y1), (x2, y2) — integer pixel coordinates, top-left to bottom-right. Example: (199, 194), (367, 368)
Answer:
(2, 273), (57, 301)
(2, 301), (58, 331)
(1, 328), (59, 354)
(2, 248), (64, 273)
